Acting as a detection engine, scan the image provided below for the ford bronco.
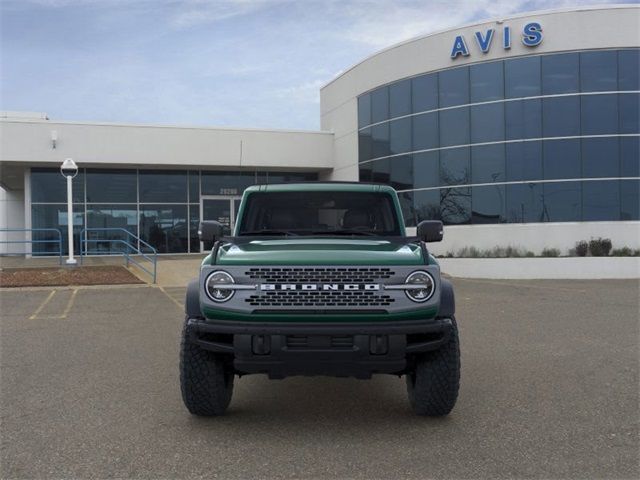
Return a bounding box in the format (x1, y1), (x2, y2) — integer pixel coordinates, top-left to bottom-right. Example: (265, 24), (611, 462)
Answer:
(181, 183), (460, 416)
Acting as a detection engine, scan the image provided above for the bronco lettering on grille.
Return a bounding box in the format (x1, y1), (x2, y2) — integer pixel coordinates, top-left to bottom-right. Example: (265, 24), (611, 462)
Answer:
(260, 284), (380, 291)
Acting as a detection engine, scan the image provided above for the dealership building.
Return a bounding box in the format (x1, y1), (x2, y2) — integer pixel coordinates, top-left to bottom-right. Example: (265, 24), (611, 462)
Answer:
(1, 5), (638, 256)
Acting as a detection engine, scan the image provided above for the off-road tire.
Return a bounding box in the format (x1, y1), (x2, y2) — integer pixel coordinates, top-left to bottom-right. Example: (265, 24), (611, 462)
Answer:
(406, 316), (460, 416)
(180, 317), (234, 416)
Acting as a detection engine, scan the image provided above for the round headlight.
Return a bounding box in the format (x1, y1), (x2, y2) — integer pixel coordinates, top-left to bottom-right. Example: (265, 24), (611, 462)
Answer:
(404, 271), (435, 302)
(205, 271), (235, 302)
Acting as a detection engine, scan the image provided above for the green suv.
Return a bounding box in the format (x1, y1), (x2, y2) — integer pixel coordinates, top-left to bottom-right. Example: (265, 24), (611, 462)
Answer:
(181, 183), (460, 416)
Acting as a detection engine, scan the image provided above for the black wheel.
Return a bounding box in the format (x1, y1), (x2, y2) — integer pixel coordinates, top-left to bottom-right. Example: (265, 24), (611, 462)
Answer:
(180, 317), (234, 416)
(406, 316), (460, 416)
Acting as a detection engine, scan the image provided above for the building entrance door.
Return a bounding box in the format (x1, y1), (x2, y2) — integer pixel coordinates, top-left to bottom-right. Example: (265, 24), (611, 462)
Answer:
(200, 196), (241, 252)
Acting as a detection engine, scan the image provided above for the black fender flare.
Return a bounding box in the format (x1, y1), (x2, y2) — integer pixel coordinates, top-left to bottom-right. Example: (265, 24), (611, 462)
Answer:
(437, 278), (455, 318)
(185, 278), (203, 319)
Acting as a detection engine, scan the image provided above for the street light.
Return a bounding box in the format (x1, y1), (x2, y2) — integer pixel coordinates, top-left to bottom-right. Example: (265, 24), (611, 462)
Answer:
(60, 158), (78, 265)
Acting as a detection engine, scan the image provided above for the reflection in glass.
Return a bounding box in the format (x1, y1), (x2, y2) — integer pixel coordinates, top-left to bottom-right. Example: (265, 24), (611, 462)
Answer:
(398, 191), (415, 227)
(470, 61), (504, 102)
(389, 117), (411, 155)
(543, 182), (581, 222)
(618, 49), (640, 91)
(358, 94), (371, 128)
(86, 169), (137, 203)
(471, 144), (505, 183)
(440, 148), (470, 186)
(31, 204), (84, 255)
(439, 108), (470, 147)
(412, 74), (438, 113)
(413, 189), (441, 223)
(359, 163), (373, 183)
(620, 179), (640, 220)
(371, 158), (391, 184)
(582, 138), (619, 178)
(544, 139), (581, 180)
(542, 53), (579, 94)
(31, 168), (85, 203)
(619, 92), (639, 134)
(581, 94), (618, 135)
(201, 171), (254, 196)
(472, 185), (505, 224)
(139, 170), (187, 203)
(506, 183), (543, 223)
(359, 128), (373, 162)
(470, 103), (504, 143)
(543, 96), (580, 137)
(621, 137), (640, 177)
(582, 180), (619, 221)
(440, 187), (471, 225)
(505, 56), (541, 98)
(389, 155), (413, 191)
(371, 123), (390, 159)
(390, 79), (411, 118)
(86, 205), (138, 254)
(506, 142), (543, 182)
(189, 205), (200, 253)
(139, 205), (188, 253)
(189, 171), (200, 203)
(439, 67), (469, 107)
(371, 86), (389, 123)
(413, 152), (439, 189)
(412, 112), (438, 151)
(505, 99), (542, 140)
(580, 50), (617, 92)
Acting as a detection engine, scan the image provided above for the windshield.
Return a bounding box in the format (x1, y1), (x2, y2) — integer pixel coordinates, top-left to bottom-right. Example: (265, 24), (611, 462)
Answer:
(237, 191), (402, 236)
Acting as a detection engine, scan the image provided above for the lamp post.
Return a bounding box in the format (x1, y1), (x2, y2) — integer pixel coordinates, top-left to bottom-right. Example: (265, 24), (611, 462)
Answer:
(60, 158), (78, 265)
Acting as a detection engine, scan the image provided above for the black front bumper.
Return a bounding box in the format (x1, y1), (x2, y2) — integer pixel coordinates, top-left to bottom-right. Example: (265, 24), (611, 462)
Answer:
(187, 318), (453, 379)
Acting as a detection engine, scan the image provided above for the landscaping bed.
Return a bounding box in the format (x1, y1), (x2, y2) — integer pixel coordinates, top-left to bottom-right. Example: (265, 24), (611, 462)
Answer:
(0, 266), (144, 287)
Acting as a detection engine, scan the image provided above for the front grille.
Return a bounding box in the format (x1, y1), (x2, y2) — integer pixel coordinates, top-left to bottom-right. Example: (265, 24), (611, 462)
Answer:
(245, 267), (394, 283)
(285, 335), (354, 349)
(246, 290), (395, 307)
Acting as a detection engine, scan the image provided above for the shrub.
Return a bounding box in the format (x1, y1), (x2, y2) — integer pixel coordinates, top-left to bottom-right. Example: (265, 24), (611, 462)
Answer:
(575, 241), (589, 257)
(589, 237), (612, 257)
(541, 247), (561, 257)
(610, 247), (640, 257)
(525, 251), (535, 257)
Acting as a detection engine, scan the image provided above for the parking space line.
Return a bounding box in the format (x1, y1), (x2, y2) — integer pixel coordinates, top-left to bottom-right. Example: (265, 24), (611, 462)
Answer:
(29, 290), (56, 319)
(58, 289), (79, 319)
(158, 286), (184, 311)
(453, 277), (587, 293)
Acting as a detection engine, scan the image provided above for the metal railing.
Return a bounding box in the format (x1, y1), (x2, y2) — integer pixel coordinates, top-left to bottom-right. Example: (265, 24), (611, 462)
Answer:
(80, 228), (157, 283)
(0, 228), (63, 264)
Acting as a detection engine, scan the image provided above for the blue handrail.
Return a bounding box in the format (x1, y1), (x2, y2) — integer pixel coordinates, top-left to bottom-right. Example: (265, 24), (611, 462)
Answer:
(0, 228), (63, 264)
(80, 228), (157, 283)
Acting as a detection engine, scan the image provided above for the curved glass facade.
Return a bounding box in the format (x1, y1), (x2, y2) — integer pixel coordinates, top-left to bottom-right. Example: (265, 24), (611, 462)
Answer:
(357, 49), (640, 226)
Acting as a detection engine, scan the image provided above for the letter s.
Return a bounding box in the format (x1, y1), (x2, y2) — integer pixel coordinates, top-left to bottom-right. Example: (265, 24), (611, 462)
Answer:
(522, 22), (543, 47)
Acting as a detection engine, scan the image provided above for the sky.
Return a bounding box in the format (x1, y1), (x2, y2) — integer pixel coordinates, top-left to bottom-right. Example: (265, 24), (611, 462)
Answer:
(0, 0), (633, 130)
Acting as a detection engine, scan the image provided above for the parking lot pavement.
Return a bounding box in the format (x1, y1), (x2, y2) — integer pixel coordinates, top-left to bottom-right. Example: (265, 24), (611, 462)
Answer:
(1, 279), (638, 479)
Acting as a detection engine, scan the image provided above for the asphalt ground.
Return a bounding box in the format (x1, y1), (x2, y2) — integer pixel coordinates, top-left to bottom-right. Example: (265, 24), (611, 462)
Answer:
(1, 279), (638, 479)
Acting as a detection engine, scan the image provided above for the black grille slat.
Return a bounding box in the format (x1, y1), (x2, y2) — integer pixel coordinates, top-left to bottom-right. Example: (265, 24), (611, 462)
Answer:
(245, 267), (394, 284)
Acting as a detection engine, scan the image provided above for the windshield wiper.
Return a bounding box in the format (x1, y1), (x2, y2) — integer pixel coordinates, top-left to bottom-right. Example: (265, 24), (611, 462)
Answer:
(239, 229), (300, 236)
(311, 229), (377, 236)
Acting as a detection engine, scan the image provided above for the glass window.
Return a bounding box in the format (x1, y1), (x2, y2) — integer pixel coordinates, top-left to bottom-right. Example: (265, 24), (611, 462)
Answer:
(505, 99), (542, 140)
(412, 112), (438, 151)
(371, 123), (390, 159)
(189, 205), (200, 253)
(580, 51), (617, 92)
(371, 158), (390, 184)
(582, 138), (619, 178)
(440, 147), (470, 185)
(398, 190), (415, 227)
(389, 79), (411, 118)
(31, 204), (84, 255)
(267, 172), (316, 184)
(618, 49), (640, 91)
(471, 185), (505, 224)
(541, 53), (579, 95)
(470, 61), (504, 102)
(544, 139), (581, 180)
(370, 86), (389, 123)
(389, 155), (413, 191)
(621, 137), (640, 177)
(505, 56), (541, 98)
(189, 171), (199, 203)
(412, 74), (438, 113)
(86, 169), (136, 203)
(440, 187), (471, 225)
(359, 163), (373, 183)
(439, 67), (469, 107)
(620, 179), (640, 220)
(542, 96), (580, 137)
(506, 183), (543, 223)
(619, 92), (639, 134)
(139, 205), (188, 253)
(139, 170), (187, 203)
(582, 180), (620, 221)
(389, 117), (412, 155)
(358, 94), (371, 128)
(413, 152), (440, 189)
(506, 141), (543, 182)
(86, 205), (138, 254)
(543, 182), (581, 222)
(31, 168), (84, 203)
(359, 128), (373, 162)
(581, 94), (618, 135)
(471, 144), (505, 183)
(439, 107), (470, 147)
(470, 103), (504, 143)
(414, 189), (441, 222)
(201, 171), (254, 196)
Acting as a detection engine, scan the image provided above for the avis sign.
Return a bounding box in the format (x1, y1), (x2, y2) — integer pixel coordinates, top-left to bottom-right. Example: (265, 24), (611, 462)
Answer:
(450, 22), (543, 59)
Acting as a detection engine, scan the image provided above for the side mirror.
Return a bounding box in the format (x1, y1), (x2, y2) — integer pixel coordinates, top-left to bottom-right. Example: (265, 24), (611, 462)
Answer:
(199, 221), (225, 248)
(417, 220), (443, 242)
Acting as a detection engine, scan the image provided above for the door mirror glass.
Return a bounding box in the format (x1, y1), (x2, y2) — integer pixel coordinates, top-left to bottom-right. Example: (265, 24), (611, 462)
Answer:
(417, 220), (444, 242)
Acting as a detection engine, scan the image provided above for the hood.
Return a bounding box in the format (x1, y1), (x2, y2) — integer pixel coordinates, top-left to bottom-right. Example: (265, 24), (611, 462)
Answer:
(209, 238), (425, 266)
